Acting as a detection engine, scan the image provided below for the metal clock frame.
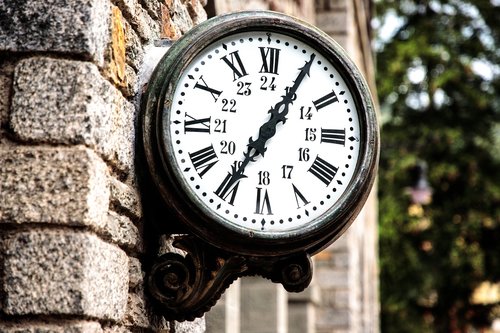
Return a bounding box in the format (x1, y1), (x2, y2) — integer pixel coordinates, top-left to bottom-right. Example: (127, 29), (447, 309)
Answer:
(141, 10), (379, 321)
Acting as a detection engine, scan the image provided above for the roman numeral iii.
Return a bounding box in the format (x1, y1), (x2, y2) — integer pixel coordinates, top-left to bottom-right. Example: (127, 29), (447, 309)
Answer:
(321, 128), (346, 145)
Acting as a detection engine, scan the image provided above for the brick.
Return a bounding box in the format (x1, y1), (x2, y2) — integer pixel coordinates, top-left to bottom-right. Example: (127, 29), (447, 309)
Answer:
(0, 146), (109, 229)
(0, 0), (111, 65)
(1, 229), (128, 321)
(10, 57), (136, 176)
(0, 321), (103, 333)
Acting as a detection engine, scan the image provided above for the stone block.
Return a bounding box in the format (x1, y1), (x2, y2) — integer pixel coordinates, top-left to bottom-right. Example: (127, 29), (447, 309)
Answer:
(114, 0), (160, 42)
(0, 0), (111, 65)
(1, 229), (129, 321)
(104, 211), (143, 253)
(10, 57), (136, 176)
(316, 308), (351, 329)
(0, 146), (109, 228)
(123, 290), (169, 330)
(110, 176), (142, 222)
(171, 318), (206, 333)
(315, 267), (349, 289)
(0, 55), (16, 134)
(316, 11), (347, 34)
(128, 257), (144, 290)
(0, 321), (103, 333)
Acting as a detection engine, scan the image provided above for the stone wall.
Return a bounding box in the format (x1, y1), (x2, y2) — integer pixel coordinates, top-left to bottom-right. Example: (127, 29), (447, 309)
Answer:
(0, 0), (207, 331)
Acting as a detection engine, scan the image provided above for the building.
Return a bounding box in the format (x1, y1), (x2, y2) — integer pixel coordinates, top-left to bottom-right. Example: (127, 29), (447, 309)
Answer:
(0, 0), (378, 332)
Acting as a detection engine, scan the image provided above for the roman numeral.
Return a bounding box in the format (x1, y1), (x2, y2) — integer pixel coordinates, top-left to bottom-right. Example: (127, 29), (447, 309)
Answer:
(215, 173), (240, 205)
(259, 47), (280, 74)
(189, 145), (218, 178)
(221, 50), (248, 81)
(184, 113), (210, 133)
(194, 76), (223, 102)
(308, 155), (338, 186)
(321, 128), (346, 146)
(292, 184), (310, 209)
(255, 187), (273, 215)
(313, 90), (339, 110)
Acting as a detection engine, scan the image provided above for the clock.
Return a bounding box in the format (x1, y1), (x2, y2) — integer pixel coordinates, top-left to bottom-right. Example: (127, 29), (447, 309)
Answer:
(142, 11), (379, 257)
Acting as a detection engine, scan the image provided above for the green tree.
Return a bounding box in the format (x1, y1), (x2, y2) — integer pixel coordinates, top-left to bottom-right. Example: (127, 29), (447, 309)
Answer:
(374, 0), (500, 332)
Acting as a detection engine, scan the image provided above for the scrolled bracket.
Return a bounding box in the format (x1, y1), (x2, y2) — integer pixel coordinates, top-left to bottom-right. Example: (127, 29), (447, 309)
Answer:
(147, 235), (314, 321)
(147, 235), (249, 321)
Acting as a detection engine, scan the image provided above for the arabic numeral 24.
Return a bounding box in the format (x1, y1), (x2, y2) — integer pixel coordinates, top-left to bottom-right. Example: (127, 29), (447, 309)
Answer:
(260, 76), (276, 91)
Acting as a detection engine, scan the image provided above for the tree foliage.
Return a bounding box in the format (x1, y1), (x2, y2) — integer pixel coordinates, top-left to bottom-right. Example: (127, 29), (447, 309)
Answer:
(375, 0), (500, 331)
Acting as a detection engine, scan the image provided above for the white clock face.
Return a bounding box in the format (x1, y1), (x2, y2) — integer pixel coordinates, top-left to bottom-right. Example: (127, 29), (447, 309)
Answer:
(163, 31), (362, 234)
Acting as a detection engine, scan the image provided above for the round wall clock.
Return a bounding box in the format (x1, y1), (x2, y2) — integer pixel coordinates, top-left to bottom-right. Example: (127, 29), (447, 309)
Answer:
(142, 11), (378, 257)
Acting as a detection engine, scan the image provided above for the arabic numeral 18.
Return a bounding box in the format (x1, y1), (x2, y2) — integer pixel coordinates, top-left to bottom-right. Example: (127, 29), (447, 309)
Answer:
(258, 171), (271, 185)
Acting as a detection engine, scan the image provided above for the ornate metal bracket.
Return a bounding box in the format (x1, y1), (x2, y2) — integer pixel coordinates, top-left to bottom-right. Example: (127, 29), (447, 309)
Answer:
(147, 235), (312, 321)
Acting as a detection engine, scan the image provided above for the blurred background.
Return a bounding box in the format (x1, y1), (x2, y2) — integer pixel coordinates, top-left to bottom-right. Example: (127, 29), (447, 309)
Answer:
(374, 0), (500, 332)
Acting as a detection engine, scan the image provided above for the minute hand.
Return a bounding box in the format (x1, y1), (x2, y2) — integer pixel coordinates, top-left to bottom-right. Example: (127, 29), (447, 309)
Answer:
(248, 52), (316, 157)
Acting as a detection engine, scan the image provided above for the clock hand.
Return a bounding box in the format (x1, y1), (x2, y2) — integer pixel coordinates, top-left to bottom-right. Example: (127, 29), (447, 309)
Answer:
(248, 53), (316, 157)
(216, 54), (316, 201)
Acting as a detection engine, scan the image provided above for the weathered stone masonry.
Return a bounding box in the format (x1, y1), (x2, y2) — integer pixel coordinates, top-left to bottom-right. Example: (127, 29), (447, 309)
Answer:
(0, 0), (207, 331)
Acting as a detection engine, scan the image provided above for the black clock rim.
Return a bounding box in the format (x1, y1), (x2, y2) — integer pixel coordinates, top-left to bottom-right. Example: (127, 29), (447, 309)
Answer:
(142, 10), (379, 257)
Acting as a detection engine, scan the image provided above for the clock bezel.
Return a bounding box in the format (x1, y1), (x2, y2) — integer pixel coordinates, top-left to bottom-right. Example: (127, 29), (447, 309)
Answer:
(142, 10), (379, 257)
